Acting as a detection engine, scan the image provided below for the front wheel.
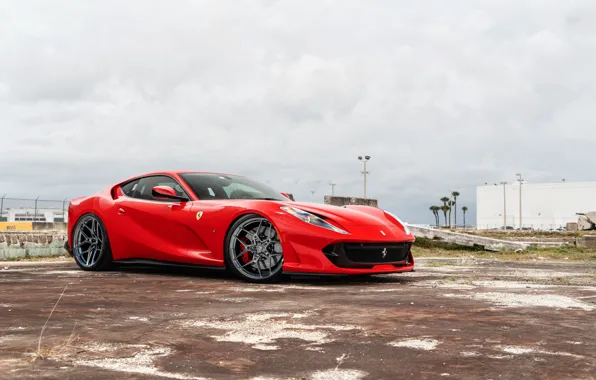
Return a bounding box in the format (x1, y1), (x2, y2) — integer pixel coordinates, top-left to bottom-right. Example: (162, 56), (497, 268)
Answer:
(72, 213), (113, 271)
(225, 214), (284, 283)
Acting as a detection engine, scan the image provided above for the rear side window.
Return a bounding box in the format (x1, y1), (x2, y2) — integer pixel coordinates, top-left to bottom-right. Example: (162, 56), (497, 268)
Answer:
(121, 179), (140, 196)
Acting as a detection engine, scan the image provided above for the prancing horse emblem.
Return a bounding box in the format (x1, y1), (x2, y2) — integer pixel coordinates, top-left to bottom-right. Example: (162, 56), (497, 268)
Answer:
(196, 211), (203, 220)
(381, 248), (388, 258)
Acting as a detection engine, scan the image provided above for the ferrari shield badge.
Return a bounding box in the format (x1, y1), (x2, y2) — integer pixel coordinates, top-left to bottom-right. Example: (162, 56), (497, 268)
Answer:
(196, 211), (204, 220)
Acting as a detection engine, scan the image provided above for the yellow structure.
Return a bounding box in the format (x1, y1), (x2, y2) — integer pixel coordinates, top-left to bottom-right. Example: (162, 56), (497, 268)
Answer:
(0, 222), (33, 231)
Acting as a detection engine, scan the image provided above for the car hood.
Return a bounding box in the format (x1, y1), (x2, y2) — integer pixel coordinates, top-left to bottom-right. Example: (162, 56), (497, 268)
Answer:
(283, 202), (394, 227)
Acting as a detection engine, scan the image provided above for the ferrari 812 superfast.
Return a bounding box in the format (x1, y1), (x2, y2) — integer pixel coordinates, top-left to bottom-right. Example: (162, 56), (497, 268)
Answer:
(65, 171), (415, 282)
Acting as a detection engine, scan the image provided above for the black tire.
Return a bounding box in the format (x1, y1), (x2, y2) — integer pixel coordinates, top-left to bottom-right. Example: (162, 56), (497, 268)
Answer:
(224, 213), (284, 283)
(72, 213), (113, 271)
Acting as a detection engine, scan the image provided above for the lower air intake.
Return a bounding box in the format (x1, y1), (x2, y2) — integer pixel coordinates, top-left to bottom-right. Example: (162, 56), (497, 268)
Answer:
(323, 242), (412, 268)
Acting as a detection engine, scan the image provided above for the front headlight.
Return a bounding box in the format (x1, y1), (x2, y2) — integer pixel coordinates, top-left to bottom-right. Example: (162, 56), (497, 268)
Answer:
(384, 210), (411, 235)
(280, 206), (349, 234)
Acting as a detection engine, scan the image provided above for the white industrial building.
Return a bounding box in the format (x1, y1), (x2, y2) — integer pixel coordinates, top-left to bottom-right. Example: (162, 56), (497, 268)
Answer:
(476, 181), (596, 230)
(3, 208), (67, 223)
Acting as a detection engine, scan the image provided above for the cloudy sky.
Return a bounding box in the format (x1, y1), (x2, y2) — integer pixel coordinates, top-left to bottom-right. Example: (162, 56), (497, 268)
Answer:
(1, 0), (595, 225)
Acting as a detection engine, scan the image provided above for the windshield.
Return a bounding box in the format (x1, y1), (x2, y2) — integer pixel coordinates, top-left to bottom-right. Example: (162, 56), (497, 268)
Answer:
(179, 173), (288, 201)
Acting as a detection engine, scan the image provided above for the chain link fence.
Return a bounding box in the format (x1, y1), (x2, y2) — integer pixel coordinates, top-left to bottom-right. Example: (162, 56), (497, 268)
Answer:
(0, 196), (69, 223)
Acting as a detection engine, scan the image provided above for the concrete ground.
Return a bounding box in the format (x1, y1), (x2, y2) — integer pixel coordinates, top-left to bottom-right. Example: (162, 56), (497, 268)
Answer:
(1, 258), (595, 380)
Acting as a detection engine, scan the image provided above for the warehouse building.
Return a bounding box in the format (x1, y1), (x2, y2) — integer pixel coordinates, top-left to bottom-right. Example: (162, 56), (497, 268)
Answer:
(3, 208), (67, 223)
(476, 181), (596, 230)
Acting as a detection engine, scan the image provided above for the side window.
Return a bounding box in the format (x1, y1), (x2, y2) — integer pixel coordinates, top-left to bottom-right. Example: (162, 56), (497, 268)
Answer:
(129, 176), (189, 201)
(121, 179), (140, 196)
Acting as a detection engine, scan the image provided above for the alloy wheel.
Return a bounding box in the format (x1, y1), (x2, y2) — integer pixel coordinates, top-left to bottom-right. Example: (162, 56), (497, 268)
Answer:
(229, 216), (283, 280)
(73, 215), (105, 268)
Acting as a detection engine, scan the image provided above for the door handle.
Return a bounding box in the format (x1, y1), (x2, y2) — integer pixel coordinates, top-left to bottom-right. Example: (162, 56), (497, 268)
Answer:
(118, 208), (126, 215)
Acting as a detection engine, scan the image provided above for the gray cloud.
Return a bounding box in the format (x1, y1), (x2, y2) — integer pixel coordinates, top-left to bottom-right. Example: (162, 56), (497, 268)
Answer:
(1, 0), (595, 225)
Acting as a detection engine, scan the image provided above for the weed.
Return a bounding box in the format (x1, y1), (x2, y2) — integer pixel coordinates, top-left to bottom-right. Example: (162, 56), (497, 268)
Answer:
(26, 284), (79, 363)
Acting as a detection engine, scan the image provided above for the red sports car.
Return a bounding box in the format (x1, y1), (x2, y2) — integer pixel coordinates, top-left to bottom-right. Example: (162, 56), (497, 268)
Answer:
(65, 171), (415, 282)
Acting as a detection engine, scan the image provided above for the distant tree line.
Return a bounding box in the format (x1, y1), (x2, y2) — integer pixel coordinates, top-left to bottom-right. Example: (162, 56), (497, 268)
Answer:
(429, 191), (468, 228)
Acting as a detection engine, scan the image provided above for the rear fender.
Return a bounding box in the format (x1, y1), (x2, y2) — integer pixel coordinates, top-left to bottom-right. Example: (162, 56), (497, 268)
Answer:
(67, 196), (96, 244)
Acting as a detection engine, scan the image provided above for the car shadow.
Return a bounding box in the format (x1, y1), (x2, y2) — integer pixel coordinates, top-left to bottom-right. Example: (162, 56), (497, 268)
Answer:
(112, 263), (416, 286)
(113, 264), (236, 280)
(285, 273), (417, 286)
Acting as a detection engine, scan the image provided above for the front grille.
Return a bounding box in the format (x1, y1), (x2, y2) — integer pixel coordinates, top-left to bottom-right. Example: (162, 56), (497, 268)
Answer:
(344, 243), (411, 264)
(322, 242), (412, 268)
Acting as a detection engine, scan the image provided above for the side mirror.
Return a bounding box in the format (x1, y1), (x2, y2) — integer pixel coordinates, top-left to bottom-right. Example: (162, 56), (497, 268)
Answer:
(152, 186), (188, 202)
(280, 192), (289, 199)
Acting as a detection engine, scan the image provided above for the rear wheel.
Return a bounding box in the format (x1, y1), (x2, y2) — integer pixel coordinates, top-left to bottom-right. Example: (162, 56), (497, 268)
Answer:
(72, 213), (113, 271)
(225, 214), (284, 283)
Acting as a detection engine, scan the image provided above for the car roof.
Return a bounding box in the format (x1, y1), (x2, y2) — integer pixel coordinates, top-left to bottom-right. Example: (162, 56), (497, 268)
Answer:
(117, 170), (246, 184)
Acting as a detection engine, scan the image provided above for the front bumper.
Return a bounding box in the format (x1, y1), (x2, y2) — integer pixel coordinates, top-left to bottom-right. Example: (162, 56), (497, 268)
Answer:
(278, 224), (415, 275)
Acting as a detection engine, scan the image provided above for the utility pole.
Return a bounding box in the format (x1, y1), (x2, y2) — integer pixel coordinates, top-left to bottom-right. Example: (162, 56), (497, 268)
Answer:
(62, 197), (68, 223)
(358, 155), (370, 199)
(34, 196), (40, 224)
(500, 182), (507, 228)
(329, 182), (336, 196)
(0, 194), (6, 222)
(516, 173), (523, 229)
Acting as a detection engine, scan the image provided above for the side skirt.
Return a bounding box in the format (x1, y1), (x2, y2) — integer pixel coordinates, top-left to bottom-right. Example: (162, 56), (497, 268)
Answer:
(113, 259), (227, 271)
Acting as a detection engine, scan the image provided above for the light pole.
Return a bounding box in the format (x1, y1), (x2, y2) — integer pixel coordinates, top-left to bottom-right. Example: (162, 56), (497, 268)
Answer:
(34, 196), (41, 224)
(329, 182), (336, 196)
(500, 182), (507, 229)
(62, 197), (68, 223)
(516, 173), (523, 229)
(0, 194), (6, 222)
(358, 155), (370, 199)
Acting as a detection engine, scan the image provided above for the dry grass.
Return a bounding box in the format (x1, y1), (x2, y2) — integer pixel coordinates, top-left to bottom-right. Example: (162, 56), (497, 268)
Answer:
(26, 285), (79, 363)
(3, 254), (73, 262)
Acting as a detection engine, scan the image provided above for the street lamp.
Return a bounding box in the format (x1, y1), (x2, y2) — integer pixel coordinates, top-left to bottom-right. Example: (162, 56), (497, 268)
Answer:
(62, 197), (68, 223)
(34, 196), (40, 224)
(500, 182), (507, 229)
(516, 173), (523, 229)
(358, 155), (370, 199)
(0, 194), (6, 222)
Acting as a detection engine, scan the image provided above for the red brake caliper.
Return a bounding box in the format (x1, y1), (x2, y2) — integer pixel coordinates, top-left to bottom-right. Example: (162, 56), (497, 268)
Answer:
(239, 237), (252, 264)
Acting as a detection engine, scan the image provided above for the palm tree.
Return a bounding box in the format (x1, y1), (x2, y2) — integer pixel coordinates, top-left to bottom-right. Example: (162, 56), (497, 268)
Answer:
(452, 191), (460, 227)
(429, 206), (440, 227)
(441, 205), (449, 226)
(462, 206), (468, 229)
(429, 206), (436, 226)
(440, 197), (450, 227)
(440, 196), (449, 209)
